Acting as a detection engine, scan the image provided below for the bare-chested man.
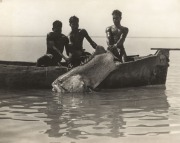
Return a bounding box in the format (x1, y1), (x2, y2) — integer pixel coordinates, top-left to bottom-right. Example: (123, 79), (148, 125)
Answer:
(68, 16), (97, 67)
(106, 10), (129, 62)
(37, 20), (69, 67)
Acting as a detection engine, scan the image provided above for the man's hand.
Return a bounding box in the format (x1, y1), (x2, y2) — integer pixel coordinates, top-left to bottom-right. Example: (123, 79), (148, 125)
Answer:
(113, 44), (118, 49)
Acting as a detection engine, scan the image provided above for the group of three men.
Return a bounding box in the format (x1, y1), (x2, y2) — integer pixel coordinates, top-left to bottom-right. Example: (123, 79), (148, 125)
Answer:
(37, 9), (129, 67)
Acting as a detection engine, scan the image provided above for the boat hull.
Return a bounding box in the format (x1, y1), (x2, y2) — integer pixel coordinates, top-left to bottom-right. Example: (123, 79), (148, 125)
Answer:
(0, 50), (169, 89)
(98, 51), (169, 88)
(0, 63), (68, 88)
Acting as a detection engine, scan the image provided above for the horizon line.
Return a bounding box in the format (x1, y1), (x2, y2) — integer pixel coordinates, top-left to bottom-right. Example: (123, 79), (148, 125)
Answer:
(0, 35), (180, 38)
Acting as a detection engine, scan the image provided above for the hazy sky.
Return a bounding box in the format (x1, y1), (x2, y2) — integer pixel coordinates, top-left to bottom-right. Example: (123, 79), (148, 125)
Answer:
(0, 0), (180, 37)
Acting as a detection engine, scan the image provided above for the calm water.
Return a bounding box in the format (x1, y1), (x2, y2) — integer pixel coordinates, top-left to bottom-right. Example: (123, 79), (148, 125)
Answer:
(0, 37), (180, 143)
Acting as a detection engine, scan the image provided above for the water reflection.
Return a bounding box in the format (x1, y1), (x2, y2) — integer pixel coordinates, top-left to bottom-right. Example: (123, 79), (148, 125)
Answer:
(43, 86), (170, 138)
(0, 86), (171, 140)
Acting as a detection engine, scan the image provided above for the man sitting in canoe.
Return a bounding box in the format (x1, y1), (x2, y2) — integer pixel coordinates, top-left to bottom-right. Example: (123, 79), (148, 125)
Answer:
(106, 10), (129, 62)
(67, 16), (98, 67)
(37, 20), (69, 67)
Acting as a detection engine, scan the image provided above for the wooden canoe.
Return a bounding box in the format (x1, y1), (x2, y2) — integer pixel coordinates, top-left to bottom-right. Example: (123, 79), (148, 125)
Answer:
(0, 49), (175, 89)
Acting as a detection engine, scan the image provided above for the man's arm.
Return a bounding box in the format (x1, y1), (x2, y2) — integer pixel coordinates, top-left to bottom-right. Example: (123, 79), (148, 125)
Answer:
(83, 29), (97, 49)
(115, 27), (129, 48)
(64, 37), (70, 56)
(106, 26), (114, 46)
(47, 41), (69, 61)
(46, 33), (69, 61)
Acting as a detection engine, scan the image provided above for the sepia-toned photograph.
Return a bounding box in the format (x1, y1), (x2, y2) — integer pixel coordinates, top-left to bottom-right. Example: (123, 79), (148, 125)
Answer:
(0, 0), (180, 143)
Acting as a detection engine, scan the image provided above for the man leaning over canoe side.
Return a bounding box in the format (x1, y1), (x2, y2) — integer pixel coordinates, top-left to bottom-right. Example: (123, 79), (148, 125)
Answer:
(37, 20), (69, 67)
(106, 9), (129, 63)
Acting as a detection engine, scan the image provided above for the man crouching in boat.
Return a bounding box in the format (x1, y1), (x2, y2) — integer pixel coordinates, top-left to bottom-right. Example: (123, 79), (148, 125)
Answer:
(67, 16), (97, 68)
(106, 10), (129, 63)
(37, 20), (69, 67)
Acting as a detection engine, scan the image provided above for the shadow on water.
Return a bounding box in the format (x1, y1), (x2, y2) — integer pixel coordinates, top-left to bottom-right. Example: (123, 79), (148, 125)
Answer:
(0, 86), (170, 139)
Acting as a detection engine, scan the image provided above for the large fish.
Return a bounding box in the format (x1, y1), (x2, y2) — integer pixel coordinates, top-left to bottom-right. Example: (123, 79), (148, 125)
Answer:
(52, 46), (119, 93)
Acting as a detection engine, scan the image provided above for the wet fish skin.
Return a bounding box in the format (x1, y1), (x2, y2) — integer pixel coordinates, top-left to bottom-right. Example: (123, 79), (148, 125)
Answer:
(52, 47), (118, 93)
(52, 74), (91, 93)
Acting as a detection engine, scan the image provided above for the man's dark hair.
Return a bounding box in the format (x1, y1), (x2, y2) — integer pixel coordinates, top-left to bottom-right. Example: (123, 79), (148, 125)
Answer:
(112, 10), (122, 17)
(69, 16), (79, 24)
(53, 20), (62, 28)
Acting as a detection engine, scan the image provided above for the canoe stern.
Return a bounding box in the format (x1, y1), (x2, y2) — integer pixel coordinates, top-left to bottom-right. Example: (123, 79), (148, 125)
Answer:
(98, 49), (169, 89)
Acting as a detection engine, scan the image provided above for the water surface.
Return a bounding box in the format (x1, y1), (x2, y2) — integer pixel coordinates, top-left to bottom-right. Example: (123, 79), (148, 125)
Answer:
(0, 37), (180, 143)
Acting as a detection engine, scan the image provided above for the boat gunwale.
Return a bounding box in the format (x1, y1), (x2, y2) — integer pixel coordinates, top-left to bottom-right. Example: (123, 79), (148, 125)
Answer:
(0, 53), (158, 67)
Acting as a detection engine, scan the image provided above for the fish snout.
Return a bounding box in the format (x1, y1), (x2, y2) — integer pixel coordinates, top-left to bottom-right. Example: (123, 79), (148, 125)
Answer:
(52, 79), (66, 93)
